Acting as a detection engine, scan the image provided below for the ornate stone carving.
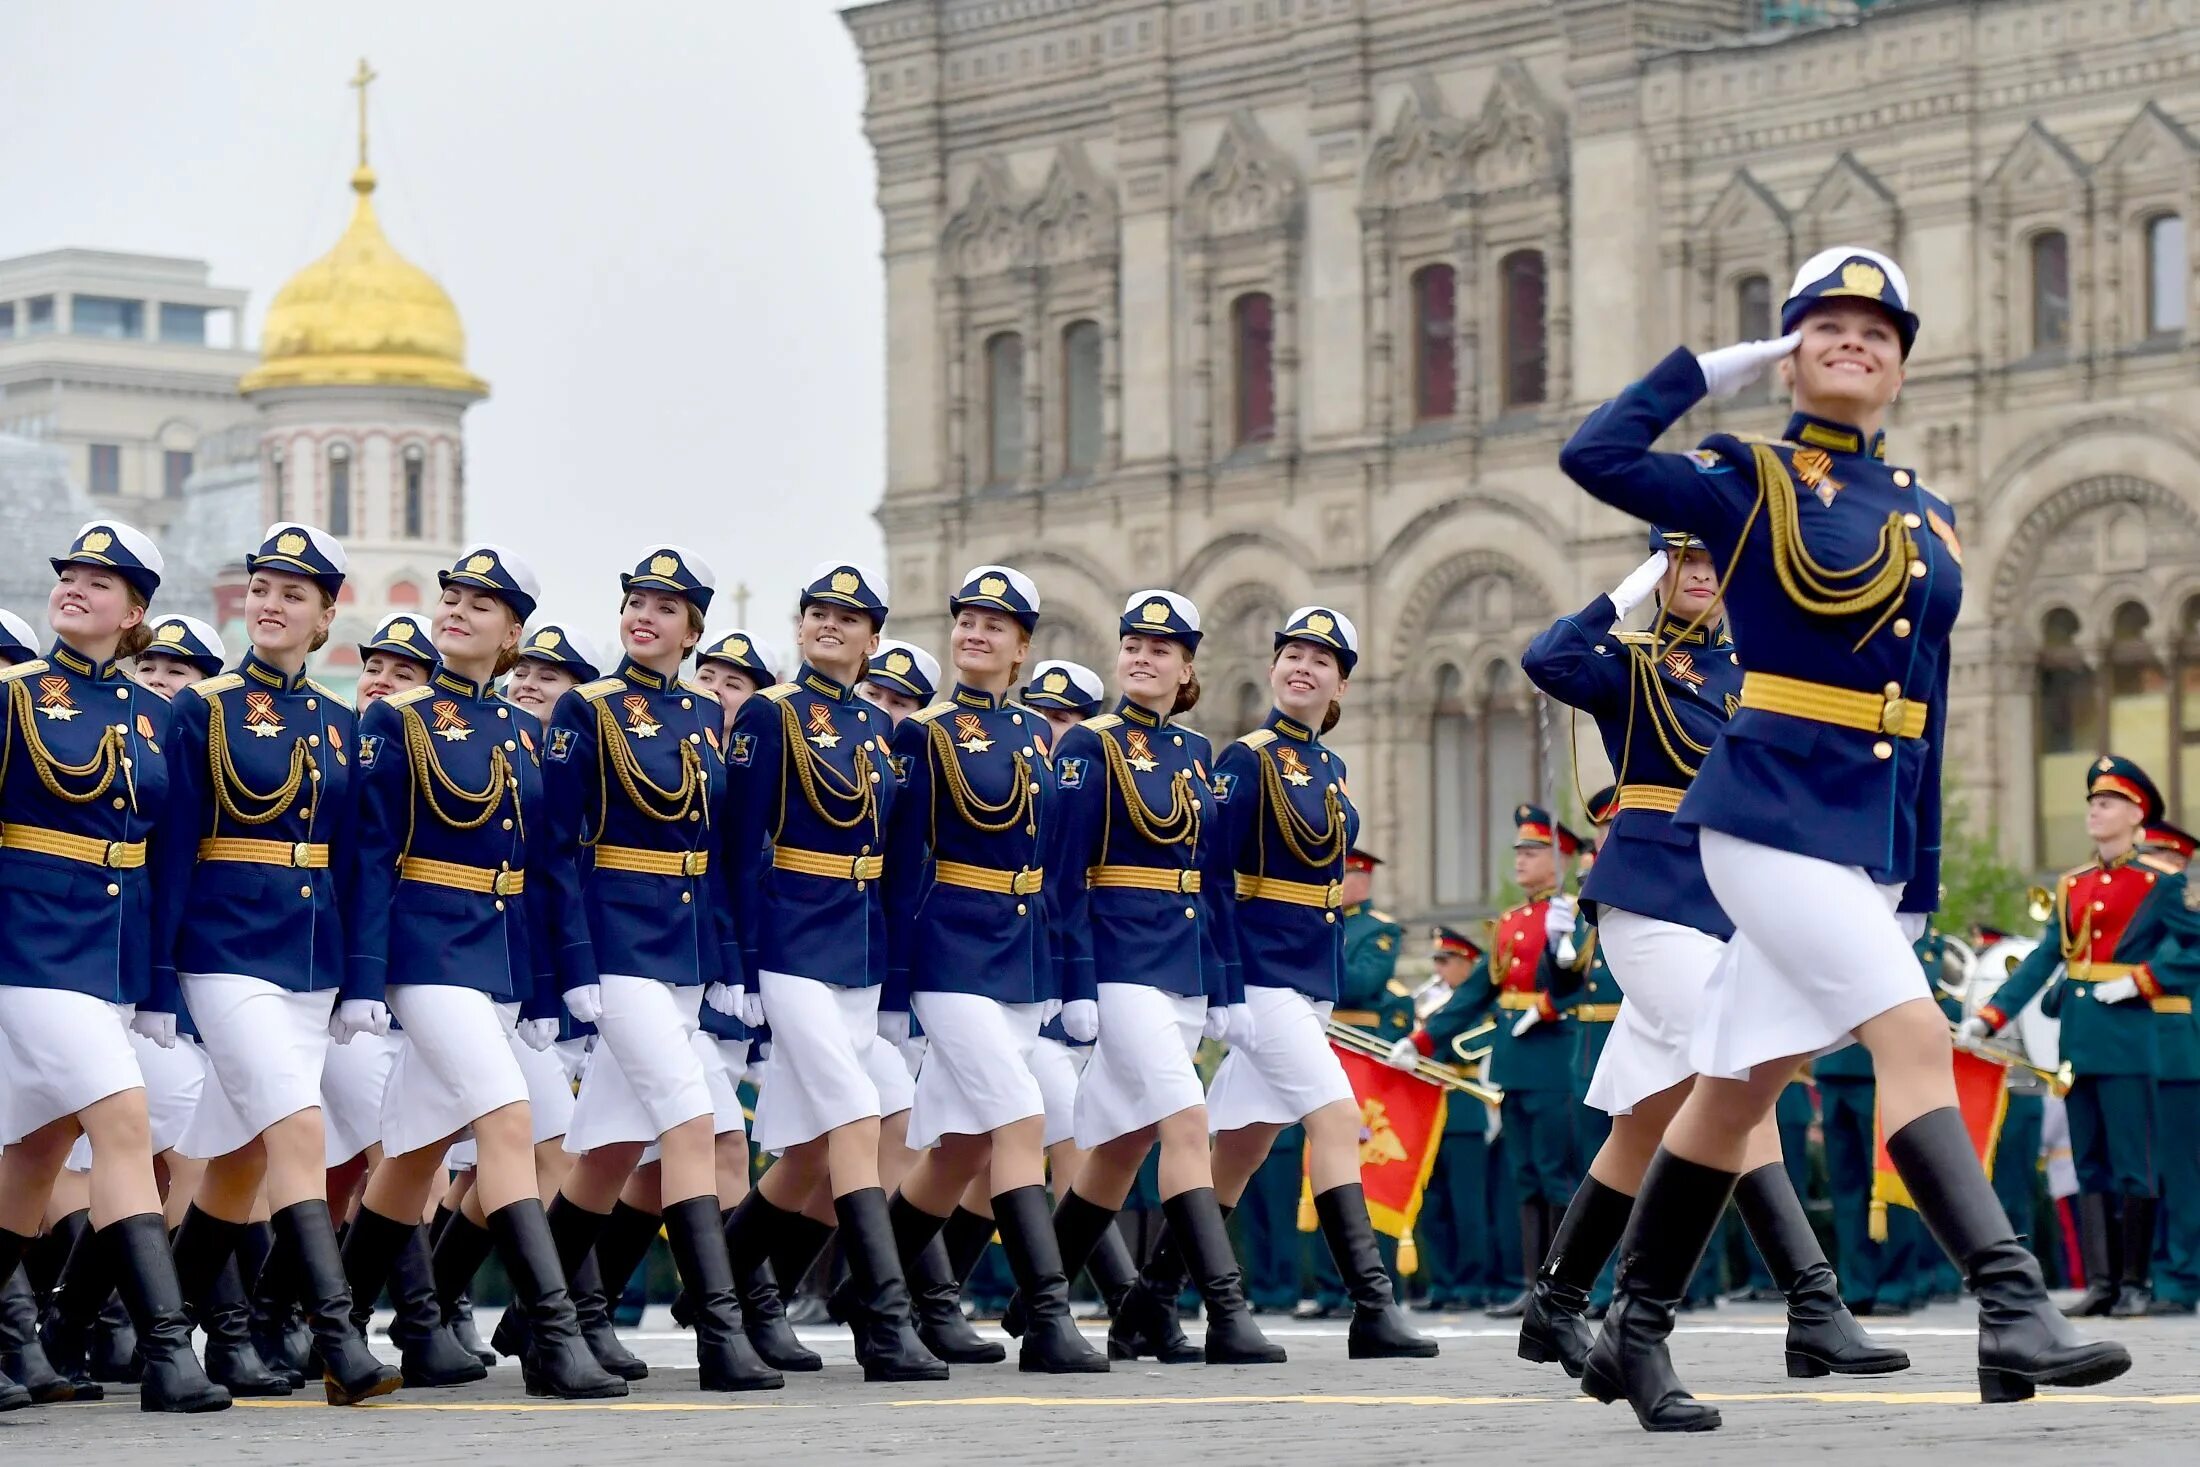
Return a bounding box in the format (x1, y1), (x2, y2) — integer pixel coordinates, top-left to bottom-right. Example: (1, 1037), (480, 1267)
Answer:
(1025, 145), (1118, 268)
(942, 160), (1029, 278)
(1185, 111), (1302, 240)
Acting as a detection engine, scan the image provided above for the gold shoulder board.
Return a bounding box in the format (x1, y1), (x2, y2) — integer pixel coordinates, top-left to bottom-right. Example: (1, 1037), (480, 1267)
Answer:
(305, 677), (344, 700)
(2139, 853), (2181, 876)
(759, 682), (801, 704)
(907, 700), (957, 726)
(575, 676), (625, 702)
(680, 678), (718, 700)
(192, 672), (246, 697)
(1084, 713), (1123, 732)
(0, 658), (49, 685)
(1612, 630), (1656, 647)
(385, 685), (435, 709)
(1236, 728), (1277, 750)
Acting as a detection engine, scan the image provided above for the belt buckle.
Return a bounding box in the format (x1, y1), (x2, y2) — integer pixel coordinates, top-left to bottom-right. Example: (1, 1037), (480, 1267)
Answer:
(1177, 870), (1195, 894)
(682, 851), (704, 876)
(292, 842), (313, 869)
(493, 869), (522, 897)
(1013, 868), (1039, 896)
(104, 839), (126, 868)
(1325, 881), (1343, 909)
(1879, 696), (1909, 735)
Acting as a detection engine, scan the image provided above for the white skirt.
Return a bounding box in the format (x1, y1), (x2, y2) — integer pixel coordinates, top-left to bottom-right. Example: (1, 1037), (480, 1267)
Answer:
(749, 972), (882, 1154)
(564, 977), (709, 1153)
(699, 1031), (748, 1136)
(322, 1030), (403, 1166)
(66, 1031), (207, 1170)
(517, 1027), (576, 1144)
(380, 987), (527, 1158)
(907, 992), (1044, 1149)
(0, 989), (145, 1146)
(1206, 985), (1355, 1133)
(178, 974), (335, 1159)
(1586, 910), (1726, 1115)
(1073, 984), (1207, 1149)
(1027, 1034), (1084, 1149)
(1693, 829), (1921, 1080)
(865, 1032), (916, 1117)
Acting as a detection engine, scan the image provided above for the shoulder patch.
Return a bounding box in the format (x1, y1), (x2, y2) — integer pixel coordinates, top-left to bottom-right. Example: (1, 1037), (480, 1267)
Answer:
(384, 685), (435, 709)
(1083, 714), (1123, 733)
(1235, 728), (1277, 750)
(575, 676), (625, 703)
(1371, 909), (1396, 924)
(759, 682), (801, 704)
(907, 700), (957, 726)
(0, 658), (50, 685)
(191, 672), (246, 697)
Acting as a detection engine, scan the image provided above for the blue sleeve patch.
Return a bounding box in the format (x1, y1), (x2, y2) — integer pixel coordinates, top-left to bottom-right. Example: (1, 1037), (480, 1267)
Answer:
(1689, 449), (1730, 474)
(1212, 772), (1236, 804)
(730, 732), (755, 768)
(546, 727), (577, 764)
(1058, 756), (1086, 790)
(357, 734), (381, 769)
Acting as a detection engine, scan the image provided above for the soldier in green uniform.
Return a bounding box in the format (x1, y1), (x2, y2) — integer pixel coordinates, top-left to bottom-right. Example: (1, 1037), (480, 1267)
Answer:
(1972, 924), (2049, 1267)
(2138, 821), (2198, 1314)
(1393, 927), (1497, 1310)
(1549, 790), (1621, 1311)
(1302, 850), (1408, 1315)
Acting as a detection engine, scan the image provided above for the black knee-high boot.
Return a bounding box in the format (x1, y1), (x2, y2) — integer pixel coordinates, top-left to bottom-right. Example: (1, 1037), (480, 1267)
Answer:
(1581, 1152), (1733, 1432)
(484, 1200), (626, 1399)
(889, 1196), (1002, 1365)
(342, 1209), (484, 1389)
(721, 1191), (825, 1373)
(1730, 1163), (1908, 1377)
(239, 1219), (308, 1386)
(271, 1201), (401, 1406)
(1100, 1201), (1201, 1363)
(590, 1201), (663, 1334)
(2111, 1197), (2155, 1319)
(2063, 1193), (2118, 1317)
(36, 1211), (123, 1392)
(835, 1189), (947, 1383)
(1520, 1177), (1633, 1379)
(533, 1197), (646, 1381)
(994, 1186), (1106, 1374)
(430, 1209), (500, 1369)
(103, 1214), (230, 1413)
(1887, 1108), (2130, 1402)
(430, 1203), (495, 1367)
(1, 1262), (71, 1405)
(1488, 1199), (1545, 1319)
(1162, 1189), (1283, 1365)
(662, 1196), (782, 1391)
(171, 1209), (292, 1398)
(1313, 1183), (1437, 1359)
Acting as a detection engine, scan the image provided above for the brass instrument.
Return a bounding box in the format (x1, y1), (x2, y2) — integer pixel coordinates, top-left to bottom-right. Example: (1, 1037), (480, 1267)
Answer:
(1934, 932), (1976, 1003)
(1951, 1027), (2072, 1098)
(2026, 884), (2054, 925)
(1325, 1020), (1503, 1106)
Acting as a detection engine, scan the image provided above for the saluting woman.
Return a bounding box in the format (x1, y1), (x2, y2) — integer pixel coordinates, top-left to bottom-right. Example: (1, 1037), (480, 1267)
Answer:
(333, 544), (624, 1400)
(1558, 248), (2128, 1429)
(1191, 608), (1434, 1362)
(1042, 590), (1281, 1366)
(0, 521), (229, 1413)
(877, 567), (1107, 1373)
(154, 524), (408, 1406)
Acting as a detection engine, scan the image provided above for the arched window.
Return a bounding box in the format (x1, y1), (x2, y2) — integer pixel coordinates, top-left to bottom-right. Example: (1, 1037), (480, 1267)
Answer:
(2030, 231), (2071, 354)
(2035, 608), (2098, 860)
(387, 580), (421, 608)
(2147, 214), (2187, 339)
(1499, 249), (1547, 409)
(1060, 320), (1103, 476)
(1432, 660), (1538, 908)
(2108, 600), (2169, 793)
(326, 442), (352, 537)
(1232, 292), (1275, 446)
(402, 445), (426, 539)
(1734, 272), (1774, 403)
(1411, 264), (1456, 422)
(984, 331), (1024, 487)
(1231, 679), (1267, 741)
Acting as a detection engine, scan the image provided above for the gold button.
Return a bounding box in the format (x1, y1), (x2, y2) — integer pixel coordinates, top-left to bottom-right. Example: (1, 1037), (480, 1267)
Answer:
(502, 818), (514, 830)
(1908, 561), (1926, 579)
(861, 844), (871, 855)
(1510, 957), (1521, 970)
(688, 810), (701, 821)
(308, 734), (320, 747)
(495, 899), (506, 912)
(1893, 470), (1912, 487)
(681, 698), (692, 709)
(1319, 752), (1329, 762)
(106, 882), (120, 897)
(1872, 740), (1893, 760)
(2094, 901), (2105, 912)
(689, 732), (701, 743)
(1021, 745), (1033, 756)
(311, 769), (323, 781)
(1011, 713), (1023, 725)
(115, 688), (129, 699)
(112, 797), (126, 810)
(1893, 619), (1911, 638)
(122, 756), (133, 769)
(1325, 912), (1337, 924)
(508, 777), (519, 789)
(298, 806), (311, 818)
(1184, 907), (1196, 919)
(1027, 781), (1040, 794)
(1903, 512), (1922, 529)
(300, 885), (313, 899)
(856, 710), (868, 722)
(497, 707), (509, 719)
(681, 891), (693, 904)
(869, 771), (881, 783)
(1191, 799), (1202, 811)
(504, 739), (516, 750)
(855, 881), (867, 892)
(1883, 682), (1902, 698)
(306, 698), (318, 710)
(1016, 902), (1028, 916)
(1172, 735), (1183, 746)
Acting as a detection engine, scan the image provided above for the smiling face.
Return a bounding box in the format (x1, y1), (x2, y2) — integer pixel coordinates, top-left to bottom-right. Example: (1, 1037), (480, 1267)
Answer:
(49, 564), (143, 654)
(694, 661), (763, 731)
(1116, 633), (1190, 710)
(952, 607), (1026, 686)
(621, 590), (700, 668)
(1268, 640), (1344, 725)
(1660, 546), (1723, 623)
(1778, 298), (1906, 423)
(858, 680), (923, 727)
(132, 651), (204, 698)
(245, 570), (335, 662)
(433, 585), (520, 673)
(2084, 791), (2146, 851)
(356, 651), (428, 707)
(798, 603), (879, 682)
(507, 657), (582, 714)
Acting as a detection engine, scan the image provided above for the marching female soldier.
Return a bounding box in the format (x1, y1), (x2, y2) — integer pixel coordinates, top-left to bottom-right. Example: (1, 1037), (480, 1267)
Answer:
(535, 548), (779, 1393)
(1189, 608), (1434, 1361)
(334, 544), (624, 1400)
(713, 562), (943, 1382)
(1516, 532), (1902, 1384)
(132, 615), (228, 698)
(0, 521), (229, 1413)
(353, 613), (437, 705)
(0, 608), (40, 668)
(877, 566), (1106, 1373)
(1559, 248), (2128, 1429)
(1040, 590), (1282, 1365)
(155, 524), (410, 1406)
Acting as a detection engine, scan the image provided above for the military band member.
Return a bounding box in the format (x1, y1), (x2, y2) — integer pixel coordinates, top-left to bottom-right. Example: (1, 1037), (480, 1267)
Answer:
(714, 562), (944, 1383)
(1552, 789), (1622, 1172)
(0, 521), (230, 1413)
(334, 544), (625, 1400)
(1336, 851), (1412, 1044)
(1399, 927), (1498, 1311)
(1043, 589), (1284, 1365)
(1196, 608), (1434, 1360)
(1962, 756), (2189, 1319)
(132, 614), (228, 697)
(2139, 822), (2200, 1313)
(156, 525), (410, 1405)
(1561, 246), (2126, 1429)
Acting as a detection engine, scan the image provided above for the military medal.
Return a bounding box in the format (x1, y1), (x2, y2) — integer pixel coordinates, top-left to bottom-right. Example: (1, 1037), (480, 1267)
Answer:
(431, 700), (473, 742)
(953, 712), (993, 754)
(1124, 729), (1159, 773)
(1792, 447), (1841, 507)
(244, 691), (286, 737)
(622, 693), (661, 739)
(36, 675), (79, 721)
(805, 702), (841, 749)
(1660, 650), (1706, 689)
(1276, 746), (1314, 787)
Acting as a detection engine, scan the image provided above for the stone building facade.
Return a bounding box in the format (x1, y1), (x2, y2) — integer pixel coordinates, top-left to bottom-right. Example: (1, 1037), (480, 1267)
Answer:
(845, 0), (2200, 920)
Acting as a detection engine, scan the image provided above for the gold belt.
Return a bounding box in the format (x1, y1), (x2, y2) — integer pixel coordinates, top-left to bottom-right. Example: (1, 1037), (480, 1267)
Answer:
(2154, 997), (2194, 1015)
(1613, 785), (1687, 814)
(197, 837), (329, 869)
(0, 823), (146, 868)
(1331, 1009), (1383, 1027)
(1233, 872), (1343, 908)
(1088, 865), (1201, 894)
(934, 860), (1043, 896)
(1740, 671), (1927, 738)
(1575, 1003), (1621, 1022)
(774, 846), (884, 882)
(594, 845), (710, 877)
(1496, 991), (1541, 1012)
(2070, 963), (2140, 982)
(399, 856), (525, 896)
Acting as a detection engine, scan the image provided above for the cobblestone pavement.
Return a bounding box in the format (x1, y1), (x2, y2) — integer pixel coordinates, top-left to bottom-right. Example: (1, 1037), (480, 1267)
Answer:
(4, 1302), (2194, 1465)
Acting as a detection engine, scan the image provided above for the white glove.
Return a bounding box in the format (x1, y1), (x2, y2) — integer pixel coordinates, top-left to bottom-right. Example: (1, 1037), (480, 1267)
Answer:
(1222, 1003), (1256, 1051)
(516, 1018), (559, 1052)
(1039, 998), (1064, 1026)
(1384, 1036), (1420, 1071)
(330, 999), (390, 1044)
(878, 1009), (911, 1046)
(2092, 976), (2140, 1005)
(1694, 331), (1801, 400)
(1954, 1015), (1992, 1044)
(1512, 1007), (1544, 1038)
(130, 1009), (177, 1049)
(1609, 551), (1670, 620)
(1897, 913), (1928, 944)
(704, 982), (741, 1018)
(1203, 1006), (1230, 1042)
(564, 984), (604, 1025)
(1544, 893), (1578, 946)
(1060, 999), (1099, 1043)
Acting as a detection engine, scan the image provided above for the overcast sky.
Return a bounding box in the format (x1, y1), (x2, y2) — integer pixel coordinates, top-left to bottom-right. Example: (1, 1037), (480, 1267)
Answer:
(0, 0), (883, 642)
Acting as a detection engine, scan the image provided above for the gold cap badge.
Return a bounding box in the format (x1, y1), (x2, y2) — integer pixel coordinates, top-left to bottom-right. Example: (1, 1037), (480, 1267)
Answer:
(977, 574), (1008, 599)
(831, 570), (861, 596)
(275, 531), (309, 557)
(1305, 611), (1334, 636)
(649, 554), (680, 578)
(535, 629), (562, 650)
(82, 530), (113, 554)
(155, 621), (185, 643)
(1142, 600), (1171, 625)
(391, 619), (418, 639)
(464, 553), (495, 575)
(1839, 261), (1887, 299)
(725, 635), (749, 657)
(1042, 671), (1068, 694)
(885, 651), (912, 675)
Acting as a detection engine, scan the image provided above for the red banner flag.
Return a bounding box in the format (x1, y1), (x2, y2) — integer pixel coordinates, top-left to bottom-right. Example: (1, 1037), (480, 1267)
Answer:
(1297, 1041), (1450, 1244)
(1870, 1046), (2009, 1242)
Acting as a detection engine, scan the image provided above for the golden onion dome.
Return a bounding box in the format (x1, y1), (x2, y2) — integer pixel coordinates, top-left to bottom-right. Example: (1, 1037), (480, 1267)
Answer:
(240, 164), (486, 397)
